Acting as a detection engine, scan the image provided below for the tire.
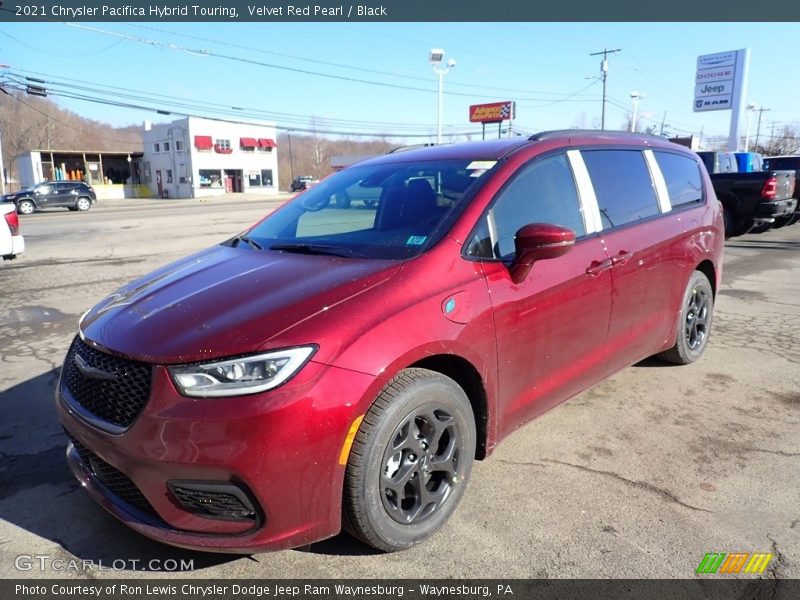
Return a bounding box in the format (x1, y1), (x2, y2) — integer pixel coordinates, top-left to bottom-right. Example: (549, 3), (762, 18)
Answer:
(343, 368), (476, 552)
(722, 207), (752, 238)
(772, 215), (793, 229)
(76, 197), (91, 211)
(17, 200), (35, 215)
(749, 221), (772, 234)
(659, 271), (714, 365)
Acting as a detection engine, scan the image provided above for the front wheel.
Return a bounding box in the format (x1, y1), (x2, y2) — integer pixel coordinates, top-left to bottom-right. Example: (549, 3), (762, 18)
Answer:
(76, 197), (91, 211)
(659, 271), (714, 365)
(17, 200), (35, 215)
(343, 368), (476, 552)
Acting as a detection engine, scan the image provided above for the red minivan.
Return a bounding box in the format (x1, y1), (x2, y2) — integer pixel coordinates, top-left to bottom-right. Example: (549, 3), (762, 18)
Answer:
(57, 131), (723, 553)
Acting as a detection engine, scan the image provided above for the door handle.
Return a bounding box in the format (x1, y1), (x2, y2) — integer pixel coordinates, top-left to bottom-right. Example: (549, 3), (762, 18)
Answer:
(611, 251), (634, 266)
(585, 258), (613, 276)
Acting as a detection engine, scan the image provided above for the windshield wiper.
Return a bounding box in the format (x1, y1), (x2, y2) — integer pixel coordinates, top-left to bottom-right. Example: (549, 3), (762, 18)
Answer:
(232, 234), (263, 251)
(269, 243), (359, 258)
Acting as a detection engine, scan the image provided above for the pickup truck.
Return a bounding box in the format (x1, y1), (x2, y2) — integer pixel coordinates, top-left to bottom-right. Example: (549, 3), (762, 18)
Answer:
(762, 155), (800, 228)
(696, 151), (796, 237)
(1, 202), (25, 261)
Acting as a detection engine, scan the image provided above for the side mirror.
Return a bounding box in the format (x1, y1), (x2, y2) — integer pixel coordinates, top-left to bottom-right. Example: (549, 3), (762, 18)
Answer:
(510, 223), (576, 283)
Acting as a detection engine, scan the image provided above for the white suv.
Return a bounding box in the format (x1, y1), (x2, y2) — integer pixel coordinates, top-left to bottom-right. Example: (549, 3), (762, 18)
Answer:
(1, 203), (25, 261)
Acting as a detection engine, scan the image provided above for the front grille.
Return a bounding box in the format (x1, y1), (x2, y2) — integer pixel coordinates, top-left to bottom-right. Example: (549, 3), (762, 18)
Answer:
(62, 336), (152, 429)
(67, 432), (160, 519)
(169, 482), (259, 522)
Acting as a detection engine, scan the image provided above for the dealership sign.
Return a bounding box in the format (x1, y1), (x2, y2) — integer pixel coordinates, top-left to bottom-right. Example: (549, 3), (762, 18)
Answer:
(469, 101), (515, 123)
(693, 50), (744, 113)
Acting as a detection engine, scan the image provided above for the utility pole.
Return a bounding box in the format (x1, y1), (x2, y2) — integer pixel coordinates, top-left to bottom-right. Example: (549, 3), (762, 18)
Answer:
(753, 107), (770, 151)
(589, 48), (621, 130)
(659, 111), (667, 136)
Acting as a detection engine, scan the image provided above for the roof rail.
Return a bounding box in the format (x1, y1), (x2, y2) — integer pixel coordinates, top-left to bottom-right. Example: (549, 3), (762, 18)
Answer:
(528, 129), (665, 142)
(387, 142), (447, 154)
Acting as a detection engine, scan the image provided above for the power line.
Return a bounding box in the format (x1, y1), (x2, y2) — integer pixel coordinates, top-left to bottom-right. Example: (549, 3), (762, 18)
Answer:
(64, 23), (603, 105)
(127, 24), (597, 99)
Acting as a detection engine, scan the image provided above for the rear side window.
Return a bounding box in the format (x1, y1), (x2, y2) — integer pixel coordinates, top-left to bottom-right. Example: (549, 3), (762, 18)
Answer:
(582, 150), (659, 228)
(653, 151), (703, 208)
(488, 153), (586, 259)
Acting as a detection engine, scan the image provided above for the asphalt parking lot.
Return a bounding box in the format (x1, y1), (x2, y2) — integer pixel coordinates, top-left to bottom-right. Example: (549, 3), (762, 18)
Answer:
(0, 196), (798, 579)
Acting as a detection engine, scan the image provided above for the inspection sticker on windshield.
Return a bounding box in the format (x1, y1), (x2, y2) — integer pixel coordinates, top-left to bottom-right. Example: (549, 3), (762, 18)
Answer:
(467, 160), (497, 176)
(407, 235), (427, 246)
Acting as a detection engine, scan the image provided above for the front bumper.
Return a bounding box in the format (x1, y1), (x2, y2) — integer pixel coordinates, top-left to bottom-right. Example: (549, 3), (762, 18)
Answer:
(56, 358), (380, 553)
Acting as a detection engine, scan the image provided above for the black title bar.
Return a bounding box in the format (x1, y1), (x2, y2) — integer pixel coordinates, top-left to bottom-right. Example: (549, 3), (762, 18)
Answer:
(2, 0), (800, 21)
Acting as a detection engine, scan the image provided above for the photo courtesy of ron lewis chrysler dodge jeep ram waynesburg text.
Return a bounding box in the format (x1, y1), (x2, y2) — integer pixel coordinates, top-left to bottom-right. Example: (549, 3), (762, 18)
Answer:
(56, 131), (723, 553)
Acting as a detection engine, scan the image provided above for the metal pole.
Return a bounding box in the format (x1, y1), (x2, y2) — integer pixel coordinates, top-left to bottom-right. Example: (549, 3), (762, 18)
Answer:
(744, 110), (753, 152)
(0, 129), (6, 196)
(754, 107), (769, 151)
(630, 96), (640, 132)
(287, 132), (294, 180)
(436, 70), (443, 144)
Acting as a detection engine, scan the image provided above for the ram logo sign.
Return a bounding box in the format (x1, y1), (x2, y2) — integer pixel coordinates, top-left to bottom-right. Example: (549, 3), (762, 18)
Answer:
(696, 552), (773, 574)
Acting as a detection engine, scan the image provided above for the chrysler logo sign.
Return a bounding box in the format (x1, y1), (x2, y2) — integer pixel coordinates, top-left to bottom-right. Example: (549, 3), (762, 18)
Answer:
(74, 354), (119, 382)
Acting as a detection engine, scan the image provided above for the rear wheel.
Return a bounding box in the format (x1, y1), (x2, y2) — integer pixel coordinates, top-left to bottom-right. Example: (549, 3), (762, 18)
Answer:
(17, 200), (35, 215)
(659, 271), (714, 365)
(76, 197), (91, 211)
(723, 207), (752, 238)
(749, 221), (773, 234)
(343, 368), (475, 552)
(772, 214), (793, 229)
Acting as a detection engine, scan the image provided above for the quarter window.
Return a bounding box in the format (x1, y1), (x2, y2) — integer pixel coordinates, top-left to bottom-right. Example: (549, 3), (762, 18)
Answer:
(484, 153), (586, 260)
(582, 150), (659, 228)
(653, 151), (703, 208)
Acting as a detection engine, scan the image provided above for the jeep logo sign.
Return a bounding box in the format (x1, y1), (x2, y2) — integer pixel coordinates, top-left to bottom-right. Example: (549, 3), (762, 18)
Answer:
(694, 81), (732, 98)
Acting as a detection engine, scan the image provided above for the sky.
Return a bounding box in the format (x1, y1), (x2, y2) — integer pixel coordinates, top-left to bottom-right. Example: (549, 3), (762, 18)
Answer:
(0, 22), (797, 147)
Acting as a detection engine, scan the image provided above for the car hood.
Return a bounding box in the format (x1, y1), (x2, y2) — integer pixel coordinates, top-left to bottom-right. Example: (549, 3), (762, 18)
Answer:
(79, 245), (402, 364)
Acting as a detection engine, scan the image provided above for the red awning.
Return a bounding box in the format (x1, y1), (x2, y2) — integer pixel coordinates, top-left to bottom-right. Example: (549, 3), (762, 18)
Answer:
(194, 135), (213, 150)
(258, 138), (277, 148)
(240, 137), (258, 148)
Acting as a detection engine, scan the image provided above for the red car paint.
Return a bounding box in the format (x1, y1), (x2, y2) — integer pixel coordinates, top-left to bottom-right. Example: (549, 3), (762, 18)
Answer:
(57, 132), (723, 552)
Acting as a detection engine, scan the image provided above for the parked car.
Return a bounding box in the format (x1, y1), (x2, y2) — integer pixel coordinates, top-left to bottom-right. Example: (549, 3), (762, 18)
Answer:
(57, 131), (723, 554)
(696, 151), (796, 237)
(1, 203), (25, 261)
(290, 176), (318, 192)
(762, 155), (800, 227)
(5, 181), (97, 214)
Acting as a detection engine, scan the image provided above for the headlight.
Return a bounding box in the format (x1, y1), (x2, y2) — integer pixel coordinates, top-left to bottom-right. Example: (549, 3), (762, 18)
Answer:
(168, 346), (317, 398)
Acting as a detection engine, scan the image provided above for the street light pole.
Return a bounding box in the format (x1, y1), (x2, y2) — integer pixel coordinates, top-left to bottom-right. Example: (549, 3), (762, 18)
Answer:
(589, 48), (621, 130)
(744, 103), (757, 151)
(429, 48), (455, 144)
(629, 91), (644, 132)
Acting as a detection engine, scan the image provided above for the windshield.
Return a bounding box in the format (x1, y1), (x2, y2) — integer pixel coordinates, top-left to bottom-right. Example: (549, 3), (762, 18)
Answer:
(243, 158), (495, 259)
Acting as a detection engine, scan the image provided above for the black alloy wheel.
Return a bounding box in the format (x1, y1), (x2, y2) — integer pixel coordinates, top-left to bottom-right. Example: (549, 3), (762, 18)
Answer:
(659, 271), (714, 365)
(343, 368), (475, 552)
